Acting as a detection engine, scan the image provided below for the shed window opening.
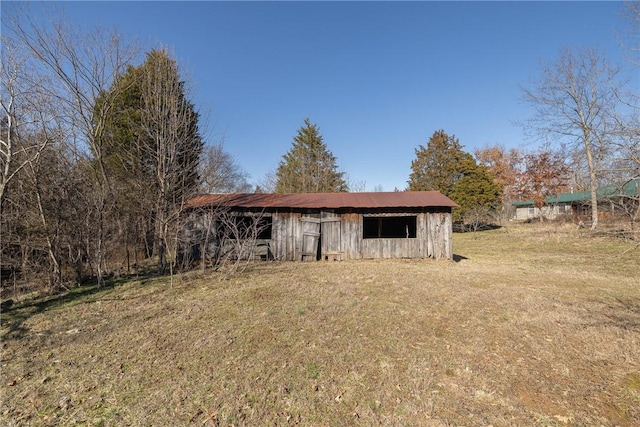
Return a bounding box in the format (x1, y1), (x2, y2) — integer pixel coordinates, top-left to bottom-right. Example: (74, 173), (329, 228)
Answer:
(227, 216), (273, 240)
(363, 216), (417, 239)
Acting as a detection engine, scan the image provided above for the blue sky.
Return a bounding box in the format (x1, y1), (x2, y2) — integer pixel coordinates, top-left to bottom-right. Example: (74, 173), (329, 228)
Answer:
(8, 1), (637, 191)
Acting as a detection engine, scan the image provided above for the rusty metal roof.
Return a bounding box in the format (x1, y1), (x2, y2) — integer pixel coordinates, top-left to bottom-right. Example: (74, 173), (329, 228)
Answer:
(186, 191), (458, 210)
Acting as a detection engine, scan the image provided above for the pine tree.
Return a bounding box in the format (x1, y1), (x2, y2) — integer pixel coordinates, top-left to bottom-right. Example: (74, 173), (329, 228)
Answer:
(275, 118), (347, 193)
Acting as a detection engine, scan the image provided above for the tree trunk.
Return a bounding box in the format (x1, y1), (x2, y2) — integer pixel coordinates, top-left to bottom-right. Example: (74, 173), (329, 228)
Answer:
(583, 132), (599, 230)
(34, 180), (61, 291)
(158, 239), (166, 274)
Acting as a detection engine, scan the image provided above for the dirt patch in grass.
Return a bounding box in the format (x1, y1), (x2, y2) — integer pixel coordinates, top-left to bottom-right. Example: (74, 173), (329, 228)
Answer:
(2, 224), (639, 426)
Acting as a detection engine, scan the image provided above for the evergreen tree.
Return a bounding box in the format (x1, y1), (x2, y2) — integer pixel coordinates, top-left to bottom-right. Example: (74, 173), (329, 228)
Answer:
(408, 129), (501, 222)
(275, 118), (347, 193)
(449, 156), (502, 223)
(408, 130), (469, 194)
(95, 49), (203, 271)
(97, 50), (202, 198)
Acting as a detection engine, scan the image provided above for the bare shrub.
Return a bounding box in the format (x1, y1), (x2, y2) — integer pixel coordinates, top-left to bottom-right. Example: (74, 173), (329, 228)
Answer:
(177, 206), (272, 278)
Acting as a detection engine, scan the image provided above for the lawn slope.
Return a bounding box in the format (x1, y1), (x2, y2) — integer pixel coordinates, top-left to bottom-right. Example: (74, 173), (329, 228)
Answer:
(1, 224), (639, 426)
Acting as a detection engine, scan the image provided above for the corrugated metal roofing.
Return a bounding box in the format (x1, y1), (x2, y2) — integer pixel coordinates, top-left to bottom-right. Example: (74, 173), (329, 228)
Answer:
(186, 191), (458, 210)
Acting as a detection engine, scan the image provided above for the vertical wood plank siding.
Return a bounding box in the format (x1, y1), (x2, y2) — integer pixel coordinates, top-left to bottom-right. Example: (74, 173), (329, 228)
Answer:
(340, 213), (362, 259)
(271, 211), (301, 261)
(425, 211), (452, 259)
(267, 209), (452, 260)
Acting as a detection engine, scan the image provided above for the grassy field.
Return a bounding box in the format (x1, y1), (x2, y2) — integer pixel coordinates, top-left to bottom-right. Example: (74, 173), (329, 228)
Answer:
(1, 223), (639, 426)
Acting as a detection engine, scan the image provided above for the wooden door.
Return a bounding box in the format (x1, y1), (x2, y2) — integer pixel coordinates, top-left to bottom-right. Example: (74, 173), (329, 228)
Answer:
(321, 211), (342, 260)
(300, 216), (320, 261)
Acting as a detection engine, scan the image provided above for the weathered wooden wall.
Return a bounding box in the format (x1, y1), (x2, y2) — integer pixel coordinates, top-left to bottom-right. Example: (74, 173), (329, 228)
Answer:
(340, 213), (361, 259)
(267, 209), (453, 261)
(425, 211), (453, 259)
(271, 211), (301, 261)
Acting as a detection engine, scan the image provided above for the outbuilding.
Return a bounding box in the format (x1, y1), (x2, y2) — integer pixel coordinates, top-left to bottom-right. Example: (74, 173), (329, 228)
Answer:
(512, 179), (640, 222)
(184, 191), (458, 261)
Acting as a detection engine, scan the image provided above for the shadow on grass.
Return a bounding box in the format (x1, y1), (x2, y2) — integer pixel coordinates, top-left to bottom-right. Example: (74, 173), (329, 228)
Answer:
(582, 296), (640, 332)
(0, 272), (158, 341)
(603, 297), (640, 331)
(453, 254), (469, 263)
(453, 223), (503, 233)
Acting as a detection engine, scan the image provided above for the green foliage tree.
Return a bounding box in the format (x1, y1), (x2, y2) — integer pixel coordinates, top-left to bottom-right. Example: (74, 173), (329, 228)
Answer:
(275, 118), (348, 193)
(408, 130), (469, 194)
(408, 129), (502, 223)
(96, 49), (204, 272)
(99, 50), (202, 195)
(449, 156), (502, 223)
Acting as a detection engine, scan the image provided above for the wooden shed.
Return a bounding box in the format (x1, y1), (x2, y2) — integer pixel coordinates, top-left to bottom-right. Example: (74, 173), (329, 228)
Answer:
(184, 191), (457, 261)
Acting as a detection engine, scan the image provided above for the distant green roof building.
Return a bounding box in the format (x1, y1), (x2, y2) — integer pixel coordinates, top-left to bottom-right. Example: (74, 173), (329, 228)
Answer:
(512, 179), (640, 207)
(512, 179), (640, 221)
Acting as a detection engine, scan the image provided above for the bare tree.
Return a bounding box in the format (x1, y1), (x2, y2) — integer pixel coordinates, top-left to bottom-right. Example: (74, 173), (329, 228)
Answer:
(256, 168), (278, 193)
(0, 128), (90, 294)
(176, 205), (226, 273)
(1, 35), (68, 293)
(0, 37), (57, 215)
(215, 211), (271, 276)
(200, 143), (251, 193)
(177, 204), (271, 278)
(607, 0), (640, 234)
(20, 142), (68, 291)
(615, 1), (640, 177)
(607, 178), (640, 237)
(3, 4), (139, 285)
(621, 0), (640, 67)
(139, 50), (203, 274)
(345, 173), (367, 192)
(523, 48), (625, 229)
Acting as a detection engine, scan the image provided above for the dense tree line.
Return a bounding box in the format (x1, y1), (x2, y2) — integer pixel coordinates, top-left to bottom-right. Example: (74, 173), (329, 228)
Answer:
(0, 8), (247, 295)
(407, 128), (636, 228)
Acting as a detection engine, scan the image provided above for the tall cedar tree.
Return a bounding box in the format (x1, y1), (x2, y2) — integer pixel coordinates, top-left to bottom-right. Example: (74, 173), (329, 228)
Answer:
(408, 130), (501, 222)
(275, 118), (347, 193)
(95, 66), (157, 262)
(408, 130), (468, 194)
(96, 49), (203, 271)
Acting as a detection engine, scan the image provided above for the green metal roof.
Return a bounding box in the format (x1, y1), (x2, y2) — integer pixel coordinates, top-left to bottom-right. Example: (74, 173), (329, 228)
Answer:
(512, 178), (640, 207)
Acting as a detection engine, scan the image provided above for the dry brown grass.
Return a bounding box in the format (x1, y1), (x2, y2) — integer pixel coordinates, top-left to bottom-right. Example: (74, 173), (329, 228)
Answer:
(1, 223), (639, 426)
